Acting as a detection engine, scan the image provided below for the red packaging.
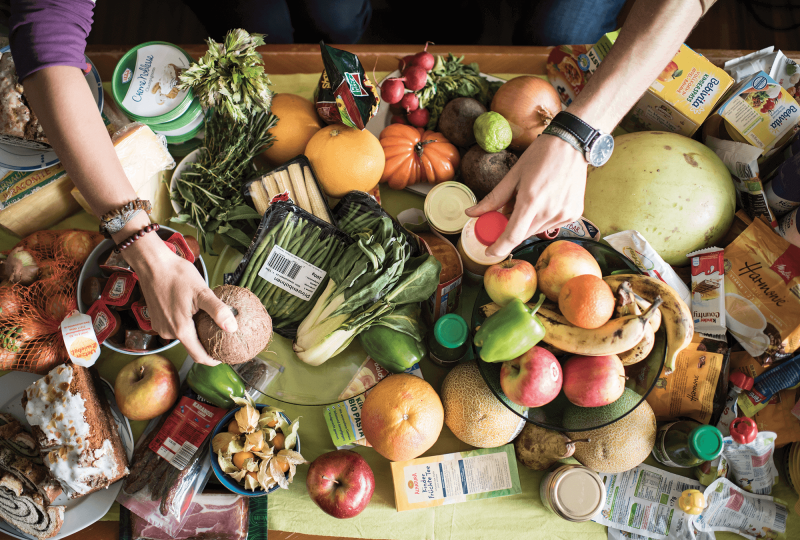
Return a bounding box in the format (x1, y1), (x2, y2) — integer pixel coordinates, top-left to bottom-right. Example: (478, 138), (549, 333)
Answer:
(81, 276), (108, 306)
(164, 233), (196, 264)
(100, 249), (133, 274)
(131, 300), (153, 332)
(102, 272), (139, 308)
(148, 397), (226, 470)
(687, 247), (727, 342)
(86, 301), (121, 344)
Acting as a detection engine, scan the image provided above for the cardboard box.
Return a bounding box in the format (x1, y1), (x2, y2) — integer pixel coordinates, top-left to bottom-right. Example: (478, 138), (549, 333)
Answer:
(620, 45), (734, 136)
(586, 30), (619, 73)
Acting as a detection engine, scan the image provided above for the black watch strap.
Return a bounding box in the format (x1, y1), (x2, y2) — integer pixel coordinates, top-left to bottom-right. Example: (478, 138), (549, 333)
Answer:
(549, 111), (597, 146)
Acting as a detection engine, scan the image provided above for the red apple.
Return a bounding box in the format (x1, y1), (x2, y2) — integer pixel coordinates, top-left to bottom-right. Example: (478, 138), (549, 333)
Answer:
(562, 354), (626, 407)
(534, 241), (602, 302)
(500, 346), (562, 407)
(307, 450), (375, 519)
(484, 259), (537, 307)
(114, 354), (180, 421)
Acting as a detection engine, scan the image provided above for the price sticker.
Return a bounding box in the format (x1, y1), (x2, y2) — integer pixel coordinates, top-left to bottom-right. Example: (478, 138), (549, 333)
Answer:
(258, 245), (327, 301)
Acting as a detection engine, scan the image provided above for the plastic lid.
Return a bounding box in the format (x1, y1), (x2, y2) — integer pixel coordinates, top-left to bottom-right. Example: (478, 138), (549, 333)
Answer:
(424, 182), (477, 235)
(689, 425), (724, 461)
(434, 314), (469, 349)
(730, 417), (758, 444)
(678, 489), (706, 515)
(730, 372), (754, 392)
(474, 212), (509, 246)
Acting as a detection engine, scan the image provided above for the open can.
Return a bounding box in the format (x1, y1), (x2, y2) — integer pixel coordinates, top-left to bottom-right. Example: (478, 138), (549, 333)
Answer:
(540, 464), (605, 522)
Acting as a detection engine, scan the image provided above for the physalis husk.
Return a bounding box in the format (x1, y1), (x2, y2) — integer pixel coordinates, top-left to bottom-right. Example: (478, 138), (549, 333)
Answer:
(233, 400), (260, 434)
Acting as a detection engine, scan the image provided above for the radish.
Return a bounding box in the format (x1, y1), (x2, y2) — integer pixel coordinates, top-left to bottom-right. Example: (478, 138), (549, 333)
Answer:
(381, 78), (405, 104)
(412, 42), (435, 72)
(407, 108), (430, 128)
(399, 92), (419, 112)
(391, 114), (410, 125)
(398, 54), (415, 72)
(403, 66), (428, 91)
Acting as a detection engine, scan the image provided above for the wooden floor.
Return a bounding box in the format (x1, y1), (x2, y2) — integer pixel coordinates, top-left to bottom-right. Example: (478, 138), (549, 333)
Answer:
(85, 0), (800, 50)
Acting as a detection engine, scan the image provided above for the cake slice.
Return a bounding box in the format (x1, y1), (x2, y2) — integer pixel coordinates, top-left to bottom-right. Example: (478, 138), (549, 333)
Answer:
(0, 447), (61, 504)
(22, 362), (129, 499)
(0, 413), (42, 464)
(0, 472), (64, 539)
(0, 53), (50, 150)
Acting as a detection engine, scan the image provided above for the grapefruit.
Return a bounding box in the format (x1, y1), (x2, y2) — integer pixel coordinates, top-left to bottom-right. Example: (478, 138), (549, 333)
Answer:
(361, 374), (443, 462)
(305, 124), (385, 198)
(261, 94), (324, 167)
(584, 131), (735, 266)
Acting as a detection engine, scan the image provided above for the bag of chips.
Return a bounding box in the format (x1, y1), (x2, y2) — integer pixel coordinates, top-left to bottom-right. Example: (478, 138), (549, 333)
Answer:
(314, 42), (380, 130)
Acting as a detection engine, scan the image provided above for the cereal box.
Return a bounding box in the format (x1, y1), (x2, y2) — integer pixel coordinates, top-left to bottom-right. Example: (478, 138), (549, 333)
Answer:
(716, 71), (800, 155)
(620, 45), (734, 136)
(547, 44), (592, 106)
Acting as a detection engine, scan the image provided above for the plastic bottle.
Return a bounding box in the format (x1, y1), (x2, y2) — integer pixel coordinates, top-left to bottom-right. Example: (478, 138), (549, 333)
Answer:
(716, 372), (755, 437)
(427, 314), (469, 368)
(652, 420), (724, 468)
(764, 151), (800, 217)
(456, 211), (509, 280)
(777, 207), (800, 248)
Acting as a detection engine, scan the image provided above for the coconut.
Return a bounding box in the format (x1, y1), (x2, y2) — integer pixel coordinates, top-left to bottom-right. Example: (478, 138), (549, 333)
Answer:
(195, 285), (272, 365)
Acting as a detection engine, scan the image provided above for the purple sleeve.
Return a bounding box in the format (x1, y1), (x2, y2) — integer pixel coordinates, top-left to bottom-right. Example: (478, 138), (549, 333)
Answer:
(9, 0), (95, 81)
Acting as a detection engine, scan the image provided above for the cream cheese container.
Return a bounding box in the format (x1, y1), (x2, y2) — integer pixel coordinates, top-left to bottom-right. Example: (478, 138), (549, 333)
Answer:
(112, 41), (195, 125)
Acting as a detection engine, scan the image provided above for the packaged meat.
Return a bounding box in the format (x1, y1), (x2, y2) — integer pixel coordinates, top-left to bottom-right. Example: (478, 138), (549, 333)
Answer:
(131, 492), (248, 540)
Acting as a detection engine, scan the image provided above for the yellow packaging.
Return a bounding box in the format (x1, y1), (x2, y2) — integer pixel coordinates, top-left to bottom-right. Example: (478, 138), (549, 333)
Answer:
(620, 44), (734, 136)
(390, 445), (521, 512)
(716, 71), (800, 155)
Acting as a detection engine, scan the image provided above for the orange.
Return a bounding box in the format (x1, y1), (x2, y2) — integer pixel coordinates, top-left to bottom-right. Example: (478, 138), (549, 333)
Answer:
(233, 451), (255, 469)
(361, 374), (443, 462)
(558, 274), (615, 330)
(304, 124), (385, 198)
(261, 94), (324, 167)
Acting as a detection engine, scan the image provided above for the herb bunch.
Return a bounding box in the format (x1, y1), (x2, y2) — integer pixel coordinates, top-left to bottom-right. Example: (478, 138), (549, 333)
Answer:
(171, 110), (278, 254)
(178, 29), (273, 124)
(416, 54), (504, 130)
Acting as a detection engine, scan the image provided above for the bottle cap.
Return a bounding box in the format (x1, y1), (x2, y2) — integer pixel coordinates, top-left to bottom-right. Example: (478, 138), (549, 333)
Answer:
(678, 489), (706, 515)
(730, 417), (758, 444)
(474, 212), (508, 246)
(536, 228), (560, 240)
(689, 425), (724, 461)
(729, 372), (754, 392)
(434, 314), (468, 349)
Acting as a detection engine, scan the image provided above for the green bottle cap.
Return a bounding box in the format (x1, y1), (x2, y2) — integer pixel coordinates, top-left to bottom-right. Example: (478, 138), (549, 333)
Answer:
(689, 425), (724, 461)
(434, 314), (468, 349)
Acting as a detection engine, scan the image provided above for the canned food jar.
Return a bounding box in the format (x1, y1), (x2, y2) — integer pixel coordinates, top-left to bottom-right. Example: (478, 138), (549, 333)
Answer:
(112, 41), (196, 125)
(457, 211), (508, 279)
(424, 182), (477, 236)
(540, 465), (606, 522)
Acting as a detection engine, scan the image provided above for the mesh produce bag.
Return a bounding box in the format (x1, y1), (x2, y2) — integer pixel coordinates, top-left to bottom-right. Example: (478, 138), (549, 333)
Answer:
(0, 229), (103, 373)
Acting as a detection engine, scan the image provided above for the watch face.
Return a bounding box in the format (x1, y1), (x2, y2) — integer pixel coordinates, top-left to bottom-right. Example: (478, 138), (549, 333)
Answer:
(588, 134), (615, 167)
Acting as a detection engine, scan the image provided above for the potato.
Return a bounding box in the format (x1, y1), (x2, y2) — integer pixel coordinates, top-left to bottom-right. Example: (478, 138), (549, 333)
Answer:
(438, 97), (487, 147)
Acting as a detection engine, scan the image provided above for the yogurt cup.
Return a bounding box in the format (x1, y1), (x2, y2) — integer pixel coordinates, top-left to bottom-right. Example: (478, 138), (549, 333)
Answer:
(112, 41), (196, 125)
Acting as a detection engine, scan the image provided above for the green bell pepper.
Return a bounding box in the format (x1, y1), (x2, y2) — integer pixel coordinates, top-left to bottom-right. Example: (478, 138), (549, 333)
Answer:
(474, 294), (546, 363)
(186, 362), (248, 409)
(359, 325), (426, 374)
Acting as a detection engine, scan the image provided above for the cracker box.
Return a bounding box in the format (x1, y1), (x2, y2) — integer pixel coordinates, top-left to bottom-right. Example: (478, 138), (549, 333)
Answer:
(586, 30), (619, 74)
(716, 71), (800, 155)
(620, 44), (734, 136)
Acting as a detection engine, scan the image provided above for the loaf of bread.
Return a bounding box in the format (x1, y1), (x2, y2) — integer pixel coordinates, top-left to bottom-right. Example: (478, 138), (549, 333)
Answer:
(22, 363), (129, 499)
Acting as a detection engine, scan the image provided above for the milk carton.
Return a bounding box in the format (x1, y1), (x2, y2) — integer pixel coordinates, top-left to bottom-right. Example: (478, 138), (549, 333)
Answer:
(620, 44), (734, 136)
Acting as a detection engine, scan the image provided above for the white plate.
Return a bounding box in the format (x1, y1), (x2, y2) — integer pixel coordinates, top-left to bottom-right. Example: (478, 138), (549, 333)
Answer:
(0, 46), (104, 171)
(0, 371), (134, 540)
(169, 147), (205, 220)
(365, 70), (505, 197)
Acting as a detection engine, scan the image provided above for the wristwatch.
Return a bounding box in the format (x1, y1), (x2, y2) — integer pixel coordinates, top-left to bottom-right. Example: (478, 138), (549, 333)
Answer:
(542, 111), (614, 167)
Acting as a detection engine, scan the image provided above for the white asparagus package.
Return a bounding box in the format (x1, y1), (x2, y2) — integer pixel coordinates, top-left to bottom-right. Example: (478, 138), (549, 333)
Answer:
(604, 230), (691, 307)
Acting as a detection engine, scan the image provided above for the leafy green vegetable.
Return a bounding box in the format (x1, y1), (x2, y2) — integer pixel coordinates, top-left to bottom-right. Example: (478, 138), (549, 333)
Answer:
(416, 53), (504, 130)
(178, 29), (273, 124)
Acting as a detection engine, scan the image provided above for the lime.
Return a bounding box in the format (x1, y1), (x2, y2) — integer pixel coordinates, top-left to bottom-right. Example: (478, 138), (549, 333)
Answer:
(474, 112), (512, 153)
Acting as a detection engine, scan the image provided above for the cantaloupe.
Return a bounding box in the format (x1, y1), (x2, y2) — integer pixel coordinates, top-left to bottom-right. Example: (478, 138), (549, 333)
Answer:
(441, 361), (526, 448)
(584, 131), (736, 266)
(565, 388), (656, 473)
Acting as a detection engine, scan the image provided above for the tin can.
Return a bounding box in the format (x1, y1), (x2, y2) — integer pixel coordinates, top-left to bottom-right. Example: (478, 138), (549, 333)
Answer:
(540, 464), (605, 522)
(424, 182), (477, 236)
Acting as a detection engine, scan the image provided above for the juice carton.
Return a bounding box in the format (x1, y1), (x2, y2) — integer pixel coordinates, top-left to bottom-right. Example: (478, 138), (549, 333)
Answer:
(620, 44), (734, 137)
(586, 30), (620, 74)
(715, 71), (800, 155)
(390, 444), (521, 512)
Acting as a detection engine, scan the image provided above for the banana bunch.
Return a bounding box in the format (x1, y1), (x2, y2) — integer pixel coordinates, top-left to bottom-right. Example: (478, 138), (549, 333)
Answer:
(478, 274), (693, 375)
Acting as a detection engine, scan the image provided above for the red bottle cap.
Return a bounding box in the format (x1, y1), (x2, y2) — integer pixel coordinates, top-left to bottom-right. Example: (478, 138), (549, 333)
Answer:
(730, 372), (754, 392)
(536, 228), (560, 240)
(474, 212), (509, 246)
(730, 417), (758, 444)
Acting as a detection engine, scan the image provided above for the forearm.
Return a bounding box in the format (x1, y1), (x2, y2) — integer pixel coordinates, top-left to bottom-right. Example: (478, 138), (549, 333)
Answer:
(569, 0), (716, 132)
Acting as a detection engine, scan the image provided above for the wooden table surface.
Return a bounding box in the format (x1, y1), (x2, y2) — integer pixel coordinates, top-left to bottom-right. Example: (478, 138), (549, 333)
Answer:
(2, 43), (792, 540)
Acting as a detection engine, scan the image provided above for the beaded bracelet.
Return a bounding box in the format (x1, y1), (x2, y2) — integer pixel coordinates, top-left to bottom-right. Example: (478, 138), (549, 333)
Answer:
(115, 223), (160, 252)
(100, 199), (153, 238)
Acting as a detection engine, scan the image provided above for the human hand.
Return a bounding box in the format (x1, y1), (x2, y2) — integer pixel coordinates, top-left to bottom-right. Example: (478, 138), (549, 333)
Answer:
(465, 134), (588, 257)
(124, 236), (238, 365)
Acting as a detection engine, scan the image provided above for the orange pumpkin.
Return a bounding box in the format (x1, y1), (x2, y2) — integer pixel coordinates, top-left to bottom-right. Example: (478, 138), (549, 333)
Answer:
(379, 124), (460, 190)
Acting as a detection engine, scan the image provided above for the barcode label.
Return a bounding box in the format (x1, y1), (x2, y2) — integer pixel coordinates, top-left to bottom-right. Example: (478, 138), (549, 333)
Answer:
(775, 505), (787, 531)
(258, 245), (327, 301)
(156, 439), (198, 470)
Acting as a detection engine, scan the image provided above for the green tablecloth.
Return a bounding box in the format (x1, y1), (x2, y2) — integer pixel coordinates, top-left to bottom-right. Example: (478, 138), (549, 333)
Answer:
(0, 73), (798, 540)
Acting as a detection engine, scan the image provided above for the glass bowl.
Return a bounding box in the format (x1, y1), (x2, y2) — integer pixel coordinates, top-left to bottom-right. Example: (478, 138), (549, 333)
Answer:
(471, 238), (667, 432)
